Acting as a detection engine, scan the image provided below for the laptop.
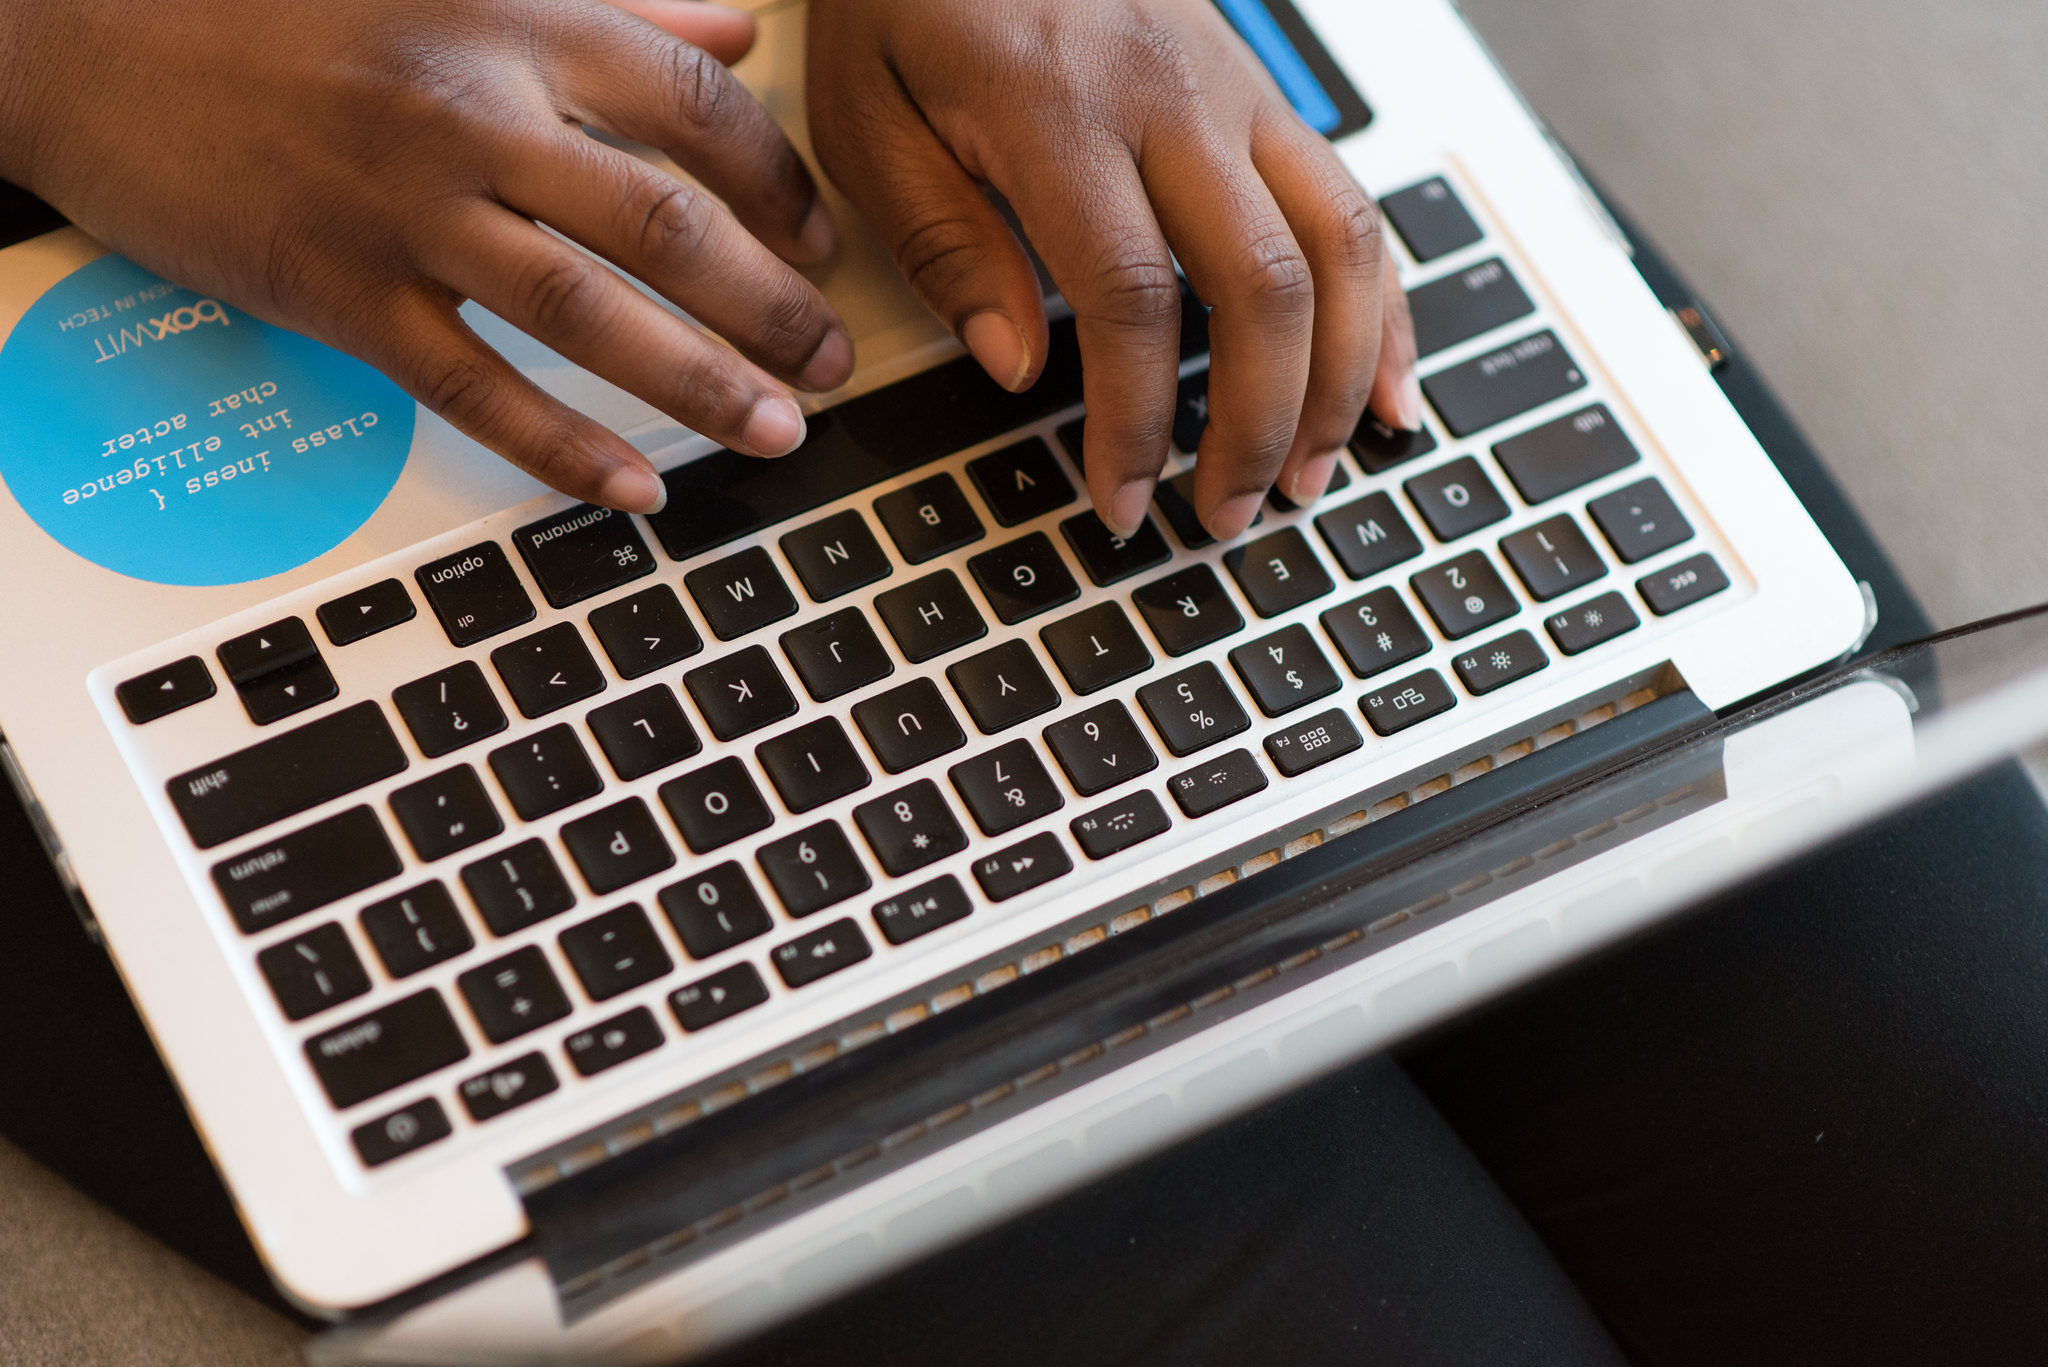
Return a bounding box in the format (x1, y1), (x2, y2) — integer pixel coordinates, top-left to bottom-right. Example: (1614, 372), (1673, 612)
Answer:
(0, 0), (1887, 1357)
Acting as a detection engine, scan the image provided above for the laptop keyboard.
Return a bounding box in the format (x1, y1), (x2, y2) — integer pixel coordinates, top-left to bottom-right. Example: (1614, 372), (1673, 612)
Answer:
(105, 174), (1737, 1171)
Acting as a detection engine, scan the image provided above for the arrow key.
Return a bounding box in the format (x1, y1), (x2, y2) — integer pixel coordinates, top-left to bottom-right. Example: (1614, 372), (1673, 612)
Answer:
(318, 579), (417, 646)
(116, 656), (217, 726)
(971, 831), (1072, 902)
(459, 1051), (559, 1122)
(234, 654), (339, 726)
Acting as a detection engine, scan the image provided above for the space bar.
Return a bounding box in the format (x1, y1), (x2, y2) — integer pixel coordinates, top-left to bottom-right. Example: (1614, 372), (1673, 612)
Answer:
(643, 295), (1211, 563)
(167, 702), (410, 850)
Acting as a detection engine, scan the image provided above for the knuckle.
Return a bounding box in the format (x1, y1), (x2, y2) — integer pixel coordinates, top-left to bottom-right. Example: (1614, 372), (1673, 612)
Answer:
(1237, 232), (1315, 316)
(417, 350), (501, 428)
(1085, 245), (1181, 330)
(1327, 190), (1385, 271)
(666, 363), (754, 437)
(633, 180), (717, 262)
(894, 214), (987, 306)
(751, 272), (826, 359)
(664, 40), (737, 133)
(512, 254), (608, 338)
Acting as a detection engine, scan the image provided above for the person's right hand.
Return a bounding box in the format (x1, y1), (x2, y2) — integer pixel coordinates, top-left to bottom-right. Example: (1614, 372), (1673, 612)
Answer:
(0, 0), (854, 514)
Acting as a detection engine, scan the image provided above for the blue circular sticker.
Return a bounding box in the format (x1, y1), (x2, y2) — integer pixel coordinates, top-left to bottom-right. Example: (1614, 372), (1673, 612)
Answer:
(0, 254), (414, 586)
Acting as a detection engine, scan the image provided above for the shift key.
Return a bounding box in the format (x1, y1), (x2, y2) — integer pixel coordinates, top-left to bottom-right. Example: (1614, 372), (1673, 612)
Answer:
(1422, 330), (1586, 438)
(169, 701), (409, 850)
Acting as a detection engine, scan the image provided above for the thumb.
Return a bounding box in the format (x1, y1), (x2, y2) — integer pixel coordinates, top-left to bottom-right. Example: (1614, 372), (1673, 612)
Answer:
(813, 90), (1050, 394)
(606, 0), (757, 66)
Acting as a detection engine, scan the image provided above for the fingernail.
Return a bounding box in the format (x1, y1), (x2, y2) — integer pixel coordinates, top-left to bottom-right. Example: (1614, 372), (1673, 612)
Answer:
(800, 329), (855, 392)
(1207, 492), (1265, 542)
(1284, 450), (1341, 506)
(742, 393), (807, 456)
(1107, 479), (1155, 538)
(795, 200), (837, 263)
(962, 311), (1033, 393)
(1396, 369), (1425, 431)
(597, 463), (667, 515)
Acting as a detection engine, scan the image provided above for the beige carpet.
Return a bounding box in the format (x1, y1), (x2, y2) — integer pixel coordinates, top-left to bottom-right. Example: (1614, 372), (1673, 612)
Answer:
(4, 2), (2035, 1361)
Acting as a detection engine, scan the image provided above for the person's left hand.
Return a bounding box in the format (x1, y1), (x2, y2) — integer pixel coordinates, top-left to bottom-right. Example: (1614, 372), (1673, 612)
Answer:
(805, 0), (1419, 542)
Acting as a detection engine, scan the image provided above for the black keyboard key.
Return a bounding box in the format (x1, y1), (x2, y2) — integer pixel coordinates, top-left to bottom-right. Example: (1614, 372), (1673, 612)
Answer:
(968, 438), (1076, 526)
(1500, 515), (1606, 601)
(1405, 457), (1512, 543)
(855, 780), (969, 876)
(587, 585), (703, 679)
(1167, 748), (1268, 818)
(389, 765), (502, 862)
(671, 962), (770, 1031)
(1172, 369), (1211, 453)
(1407, 257), (1535, 358)
(875, 474), (985, 563)
(1071, 790), (1172, 860)
(1411, 551), (1519, 639)
(1041, 602), (1153, 695)
(757, 717), (871, 813)
(566, 1007), (665, 1077)
(1360, 669), (1458, 736)
(946, 639), (1060, 735)
(874, 874), (974, 946)
(1266, 459), (1351, 515)
(218, 616), (319, 686)
(972, 832), (1073, 901)
(417, 542), (534, 648)
(1132, 565), (1245, 657)
(352, 1098), (452, 1168)
(1223, 528), (1336, 618)
(459, 1052), (559, 1122)
(1349, 411), (1439, 476)
(852, 679), (967, 773)
(211, 806), (402, 934)
(949, 740), (1065, 836)
(1493, 404), (1639, 505)
(1638, 553), (1731, 616)
(559, 903), (674, 1000)
(1152, 468), (1260, 550)
(1545, 592), (1642, 655)
(759, 821), (871, 917)
(773, 919), (873, 989)
(780, 509), (893, 602)
(1588, 478), (1694, 564)
(307, 990), (470, 1110)
(489, 724), (603, 821)
(1321, 587), (1432, 680)
(1060, 511), (1172, 586)
(659, 863), (773, 959)
(1314, 492), (1423, 581)
(588, 685), (701, 781)
(1045, 701), (1159, 796)
(562, 798), (676, 895)
(686, 546), (798, 640)
(117, 656), (216, 725)
(1263, 709), (1364, 777)
(1381, 176), (1483, 263)
(393, 663), (508, 759)
(1228, 625), (1341, 717)
(459, 946), (571, 1043)
(491, 623), (607, 719)
(1137, 663), (1253, 757)
(319, 579), (416, 647)
(1056, 416), (1088, 468)
(876, 570), (987, 662)
(360, 882), (473, 979)
(969, 533), (1080, 624)
(170, 702), (409, 850)
(658, 758), (774, 854)
(684, 645), (798, 741)
(1452, 629), (1550, 695)
(234, 655), (339, 727)
(512, 505), (655, 608)
(461, 839), (577, 935)
(258, 923), (371, 1021)
(1423, 331), (1586, 439)
(781, 608), (894, 702)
